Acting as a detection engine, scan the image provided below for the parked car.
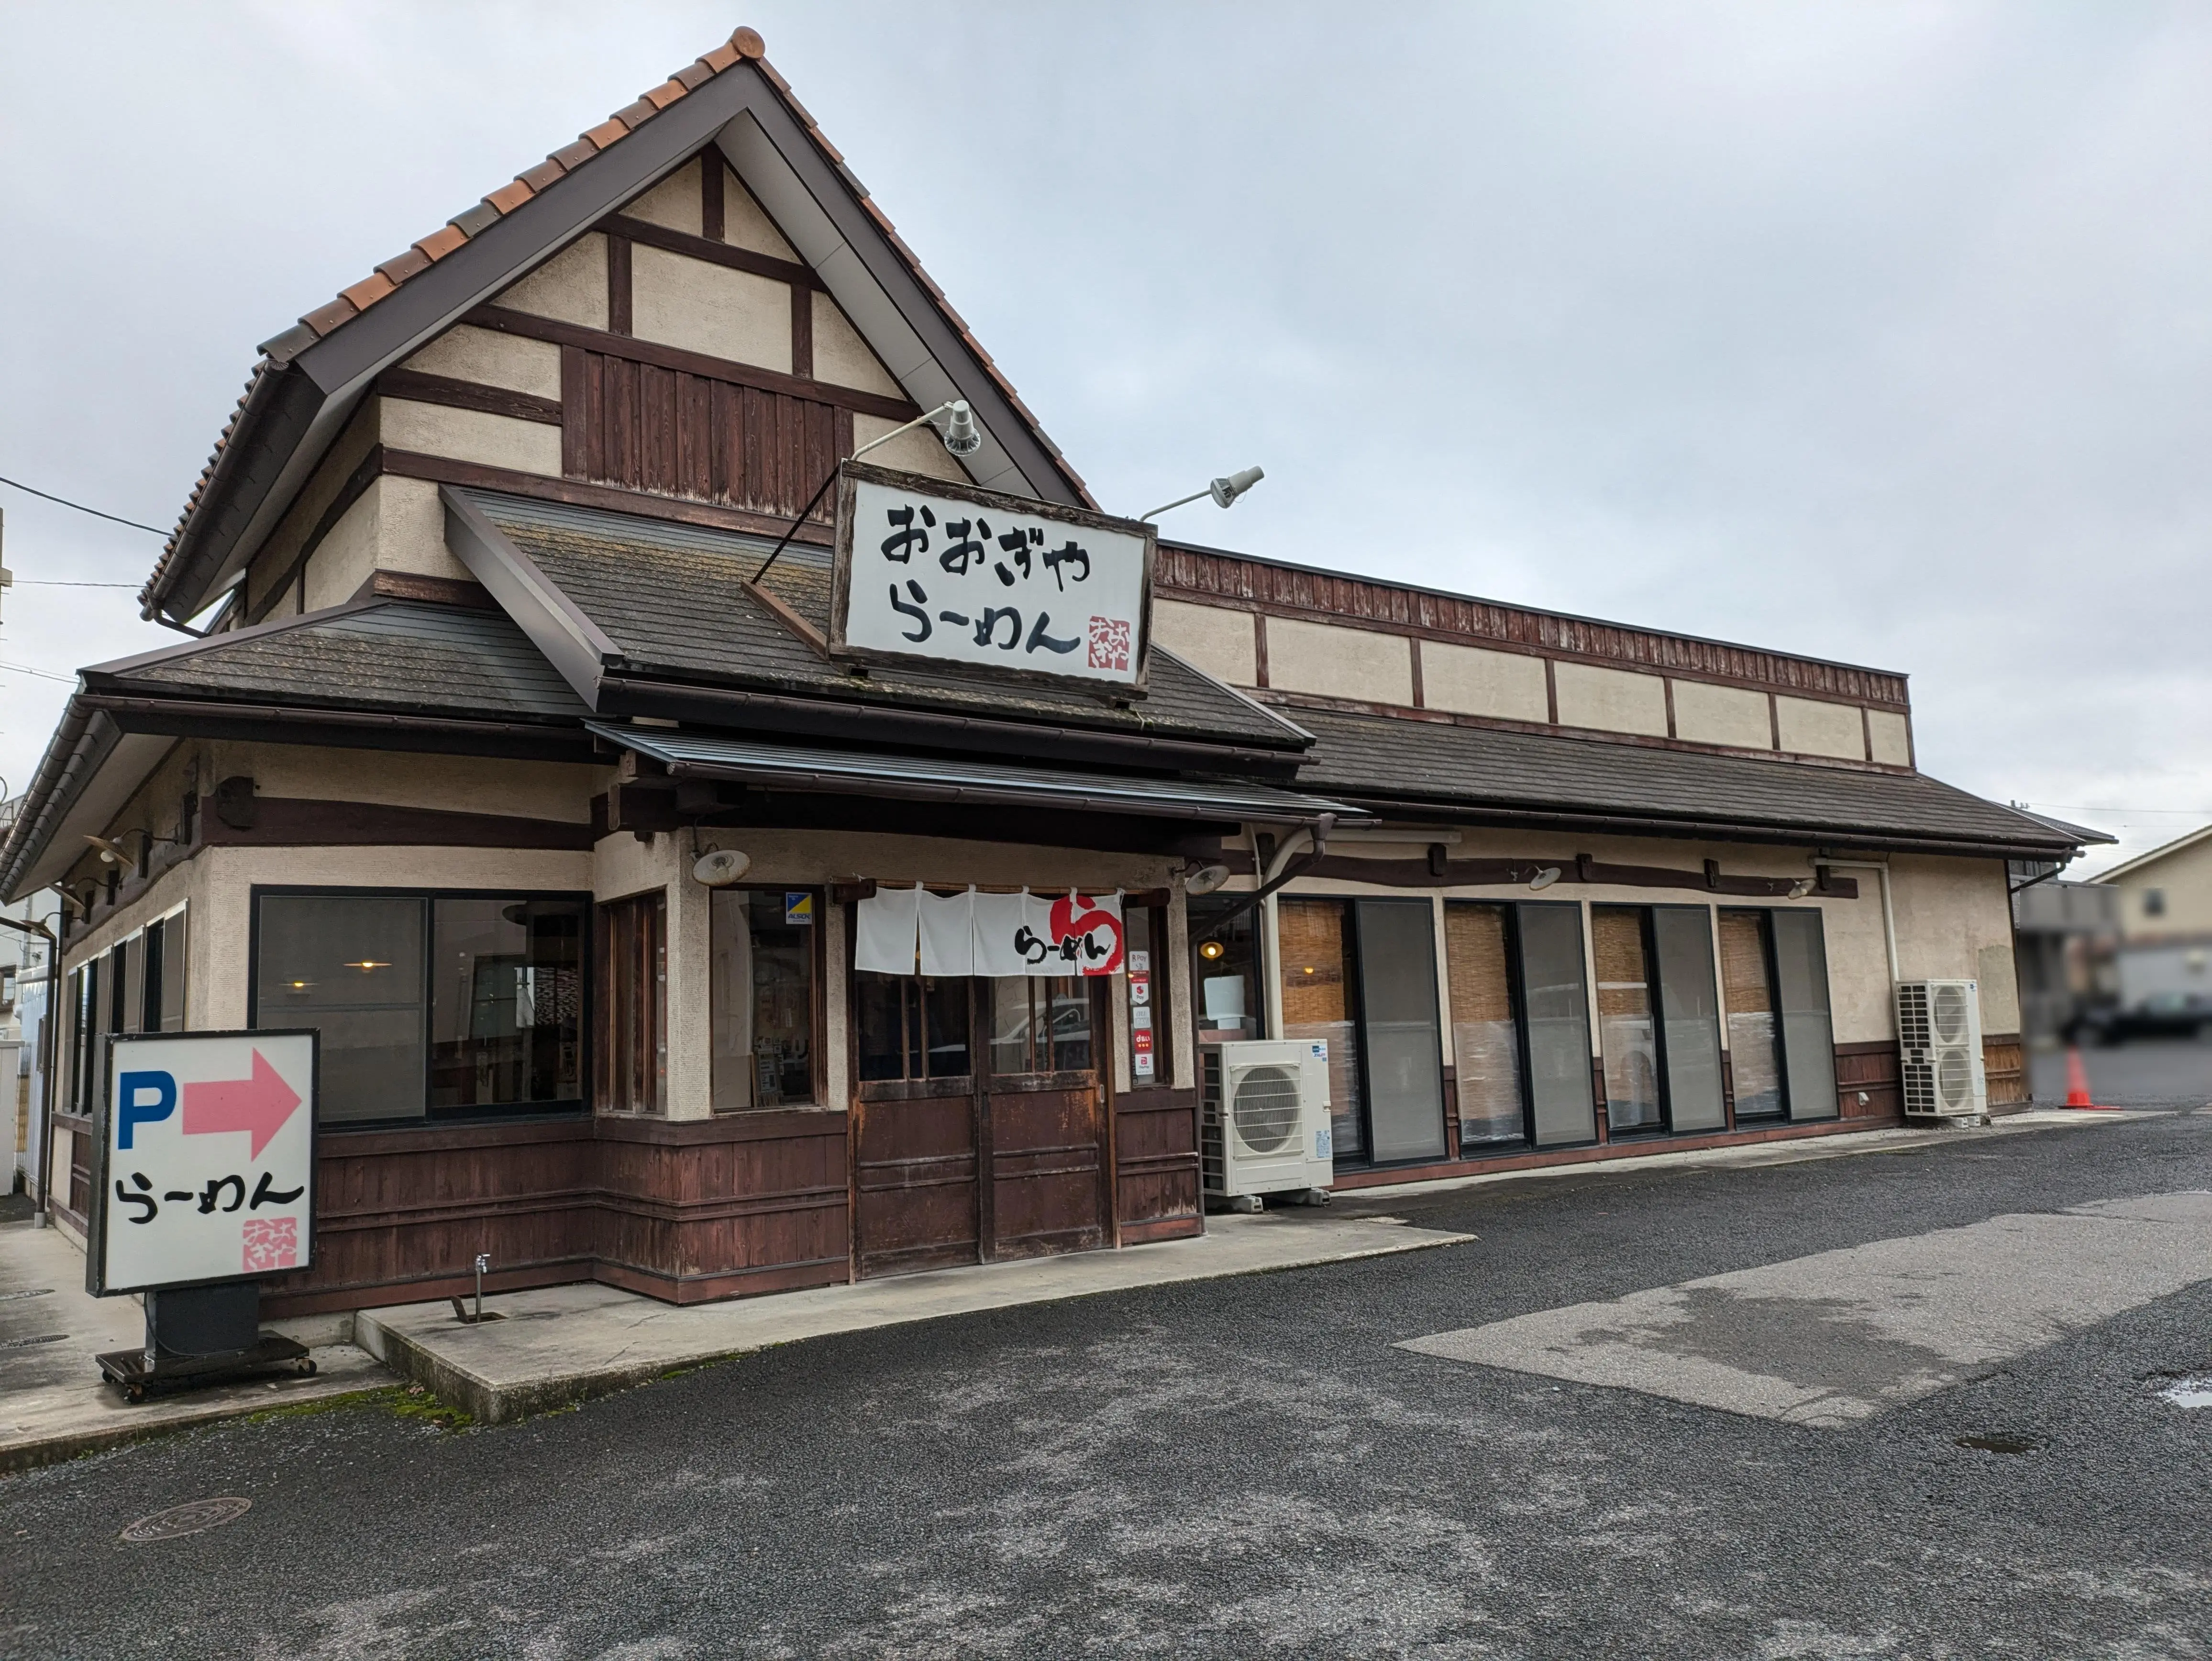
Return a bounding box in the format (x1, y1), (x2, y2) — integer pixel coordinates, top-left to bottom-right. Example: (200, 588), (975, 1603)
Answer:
(2069, 992), (2210, 1045)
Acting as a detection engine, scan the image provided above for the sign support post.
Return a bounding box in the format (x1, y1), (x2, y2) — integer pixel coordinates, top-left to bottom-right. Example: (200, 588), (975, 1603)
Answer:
(87, 1029), (320, 1402)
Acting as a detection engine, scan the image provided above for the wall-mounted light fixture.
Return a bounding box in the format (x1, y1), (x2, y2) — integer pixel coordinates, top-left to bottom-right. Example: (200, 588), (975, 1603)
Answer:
(1527, 866), (1562, 891)
(1786, 878), (1816, 899)
(693, 848), (754, 887)
(1184, 862), (1232, 896)
(753, 401), (982, 583)
(1142, 466), (1265, 523)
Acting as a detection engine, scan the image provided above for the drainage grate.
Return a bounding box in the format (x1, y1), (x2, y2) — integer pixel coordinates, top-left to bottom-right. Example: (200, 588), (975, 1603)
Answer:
(0, 1333), (66, 1350)
(1956, 1433), (2042, 1454)
(121, 1497), (252, 1543)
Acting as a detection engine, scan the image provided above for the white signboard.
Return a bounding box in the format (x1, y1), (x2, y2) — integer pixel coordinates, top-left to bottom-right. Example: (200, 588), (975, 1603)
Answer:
(92, 1030), (317, 1295)
(830, 461), (1154, 690)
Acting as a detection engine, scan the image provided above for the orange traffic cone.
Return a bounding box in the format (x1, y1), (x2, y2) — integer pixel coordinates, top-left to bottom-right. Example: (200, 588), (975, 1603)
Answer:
(2064, 1046), (2117, 1111)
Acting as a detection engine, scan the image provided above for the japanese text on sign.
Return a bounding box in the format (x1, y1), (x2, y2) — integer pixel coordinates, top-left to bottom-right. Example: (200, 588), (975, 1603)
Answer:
(834, 467), (1151, 687)
(94, 1031), (317, 1295)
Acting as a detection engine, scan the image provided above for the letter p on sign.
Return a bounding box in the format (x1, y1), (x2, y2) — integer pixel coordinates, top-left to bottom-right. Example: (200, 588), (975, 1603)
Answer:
(117, 1071), (177, 1150)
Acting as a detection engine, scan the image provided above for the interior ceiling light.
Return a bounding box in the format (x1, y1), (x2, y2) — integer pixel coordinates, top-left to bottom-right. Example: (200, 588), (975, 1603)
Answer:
(1198, 940), (1226, 961)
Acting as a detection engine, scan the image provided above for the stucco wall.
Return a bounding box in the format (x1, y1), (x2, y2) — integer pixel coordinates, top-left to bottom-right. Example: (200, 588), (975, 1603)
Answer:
(852, 414), (970, 483)
(1264, 616), (1414, 705)
(1672, 679), (1772, 750)
(1421, 641), (1548, 722)
(378, 399), (562, 478)
(812, 292), (900, 396)
(496, 233), (609, 331)
(1777, 696), (1866, 762)
(401, 324), (563, 400)
(631, 244), (791, 373)
(221, 742), (601, 823)
(300, 476), (463, 608)
(1867, 709), (1913, 767)
(1152, 598), (1257, 686)
(1888, 854), (2020, 1034)
(1552, 663), (1669, 738)
(623, 158), (703, 235)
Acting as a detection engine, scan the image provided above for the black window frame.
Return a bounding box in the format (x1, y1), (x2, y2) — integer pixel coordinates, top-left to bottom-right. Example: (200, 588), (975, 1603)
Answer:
(248, 884), (593, 1133)
(1442, 898), (1600, 1154)
(708, 883), (827, 1111)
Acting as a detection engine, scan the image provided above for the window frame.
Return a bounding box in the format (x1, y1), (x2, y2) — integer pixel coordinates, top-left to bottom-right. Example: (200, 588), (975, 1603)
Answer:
(249, 884), (594, 1132)
(708, 883), (828, 1112)
(596, 887), (666, 1118)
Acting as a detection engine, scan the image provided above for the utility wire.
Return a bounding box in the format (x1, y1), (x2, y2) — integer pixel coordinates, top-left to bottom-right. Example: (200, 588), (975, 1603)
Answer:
(0, 661), (77, 684)
(0, 474), (166, 535)
(17, 581), (137, 588)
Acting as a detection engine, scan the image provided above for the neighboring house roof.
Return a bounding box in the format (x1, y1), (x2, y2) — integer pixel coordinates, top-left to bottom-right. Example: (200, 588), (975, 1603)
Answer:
(445, 489), (1309, 766)
(2089, 820), (2212, 885)
(1288, 705), (2090, 858)
(140, 22), (1093, 627)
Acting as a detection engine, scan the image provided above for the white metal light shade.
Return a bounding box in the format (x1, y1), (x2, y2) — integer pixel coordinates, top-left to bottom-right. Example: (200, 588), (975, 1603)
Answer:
(1209, 466), (1264, 509)
(693, 848), (753, 887)
(1185, 862), (1233, 895)
(1527, 866), (1562, 891)
(940, 401), (981, 455)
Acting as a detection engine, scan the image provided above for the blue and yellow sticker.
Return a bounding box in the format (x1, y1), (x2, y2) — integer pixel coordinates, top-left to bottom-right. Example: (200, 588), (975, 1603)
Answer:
(784, 892), (815, 926)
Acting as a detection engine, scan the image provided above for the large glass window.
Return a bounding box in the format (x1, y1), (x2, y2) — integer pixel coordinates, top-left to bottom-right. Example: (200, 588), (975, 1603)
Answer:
(1719, 910), (1783, 1119)
(598, 891), (666, 1115)
(1592, 907), (1662, 1133)
(1518, 903), (1597, 1147)
(1593, 904), (1730, 1135)
(430, 900), (584, 1112)
(1188, 899), (1261, 1047)
(1772, 909), (1839, 1120)
(1278, 897), (1365, 1162)
(856, 975), (972, 1083)
(1124, 907), (1169, 1087)
(257, 895), (428, 1125)
(255, 890), (588, 1127)
(710, 888), (819, 1110)
(144, 907), (188, 1033)
(1650, 908), (1726, 1133)
(990, 976), (1094, 1075)
(1445, 903), (1524, 1148)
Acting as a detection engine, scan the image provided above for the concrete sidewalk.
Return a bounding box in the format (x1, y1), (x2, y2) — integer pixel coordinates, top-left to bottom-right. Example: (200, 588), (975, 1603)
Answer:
(0, 1222), (391, 1474)
(358, 1211), (1472, 1423)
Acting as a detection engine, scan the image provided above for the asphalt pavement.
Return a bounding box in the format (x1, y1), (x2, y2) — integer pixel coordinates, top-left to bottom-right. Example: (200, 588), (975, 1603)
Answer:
(3, 1109), (2209, 1659)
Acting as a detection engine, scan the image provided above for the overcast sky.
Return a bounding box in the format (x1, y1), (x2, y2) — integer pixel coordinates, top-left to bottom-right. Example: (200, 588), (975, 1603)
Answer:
(3, 2), (2207, 874)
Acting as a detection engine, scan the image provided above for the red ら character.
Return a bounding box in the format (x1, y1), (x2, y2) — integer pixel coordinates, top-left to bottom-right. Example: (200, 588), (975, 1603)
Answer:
(1087, 616), (1131, 672)
(242, 1217), (299, 1273)
(1048, 894), (1125, 976)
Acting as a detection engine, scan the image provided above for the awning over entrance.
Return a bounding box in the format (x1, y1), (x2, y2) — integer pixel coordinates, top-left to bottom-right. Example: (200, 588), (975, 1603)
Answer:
(586, 723), (1358, 825)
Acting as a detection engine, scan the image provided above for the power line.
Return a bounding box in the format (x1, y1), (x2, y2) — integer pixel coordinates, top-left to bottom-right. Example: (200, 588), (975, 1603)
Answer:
(18, 580), (137, 588)
(0, 661), (77, 685)
(0, 474), (166, 535)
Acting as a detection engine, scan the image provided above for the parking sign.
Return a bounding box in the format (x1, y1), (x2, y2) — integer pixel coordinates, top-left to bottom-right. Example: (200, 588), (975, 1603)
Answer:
(90, 1030), (318, 1296)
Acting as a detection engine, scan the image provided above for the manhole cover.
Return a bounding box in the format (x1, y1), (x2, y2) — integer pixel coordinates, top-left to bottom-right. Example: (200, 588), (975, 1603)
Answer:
(1956, 1433), (2042, 1455)
(0, 1333), (66, 1350)
(120, 1497), (252, 1543)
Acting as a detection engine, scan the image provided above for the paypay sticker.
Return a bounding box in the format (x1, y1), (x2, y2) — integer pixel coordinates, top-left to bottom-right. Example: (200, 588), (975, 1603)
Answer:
(92, 1030), (318, 1296)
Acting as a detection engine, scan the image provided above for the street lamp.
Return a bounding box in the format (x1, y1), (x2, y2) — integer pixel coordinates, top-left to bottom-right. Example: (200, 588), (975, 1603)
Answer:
(1142, 467), (1264, 523)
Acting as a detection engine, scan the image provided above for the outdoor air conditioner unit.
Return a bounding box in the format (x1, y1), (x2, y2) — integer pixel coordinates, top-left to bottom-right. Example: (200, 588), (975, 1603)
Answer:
(1896, 978), (1987, 1119)
(1202, 1038), (1334, 1211)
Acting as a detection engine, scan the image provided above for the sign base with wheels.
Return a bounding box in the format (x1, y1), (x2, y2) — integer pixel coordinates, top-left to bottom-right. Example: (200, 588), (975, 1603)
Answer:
(95, 1279), (316, 1405)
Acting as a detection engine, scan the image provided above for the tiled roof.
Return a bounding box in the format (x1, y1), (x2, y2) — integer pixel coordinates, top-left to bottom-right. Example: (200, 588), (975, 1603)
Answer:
(1289, 705), (2088, 855)
(141, 23), (1090, 616)
(463, 489), (1305, 751)
(88, 600), (590, 723)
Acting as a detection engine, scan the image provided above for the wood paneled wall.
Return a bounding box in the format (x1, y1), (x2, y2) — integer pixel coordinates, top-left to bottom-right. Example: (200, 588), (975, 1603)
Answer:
(1983, 1035), (2027, 1107)
(260, 1111), (851, 1317)
(1835, 1040), (1902, 1119)
(1115, 1087), (1202, 1245)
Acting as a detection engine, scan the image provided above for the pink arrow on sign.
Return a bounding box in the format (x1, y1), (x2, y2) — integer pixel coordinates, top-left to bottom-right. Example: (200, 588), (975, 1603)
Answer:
(182, 1050), (302, 1159)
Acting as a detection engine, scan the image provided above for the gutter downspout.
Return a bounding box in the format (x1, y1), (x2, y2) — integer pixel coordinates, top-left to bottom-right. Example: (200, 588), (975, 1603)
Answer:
(1813, 857), (1900, 984)
(0, 913), (60, 1225)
